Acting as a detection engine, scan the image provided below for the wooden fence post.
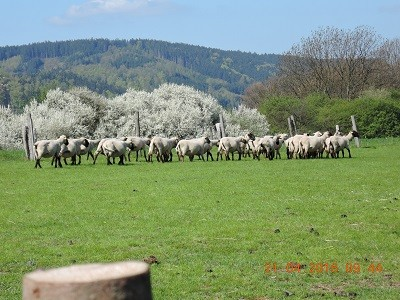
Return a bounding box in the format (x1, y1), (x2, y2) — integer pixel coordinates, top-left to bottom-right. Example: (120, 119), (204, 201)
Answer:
(219, 114), (226, 138)
(22, 113), (36, 160)
(351, 115), (360, 147)
(23, 261), (152, 300)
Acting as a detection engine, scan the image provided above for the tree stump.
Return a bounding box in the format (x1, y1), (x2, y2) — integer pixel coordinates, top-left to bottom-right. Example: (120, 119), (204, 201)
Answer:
(23, 261), (152, 300)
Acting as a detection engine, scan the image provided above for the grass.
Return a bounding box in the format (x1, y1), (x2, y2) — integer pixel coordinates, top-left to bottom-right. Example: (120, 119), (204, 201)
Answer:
(0, 138), (399, 299)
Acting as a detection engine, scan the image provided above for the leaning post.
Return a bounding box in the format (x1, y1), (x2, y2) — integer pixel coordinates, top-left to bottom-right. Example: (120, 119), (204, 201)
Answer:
(290, 115), (297, 135)
(287, 117), (293, 137)
(351, 115), (360, 147)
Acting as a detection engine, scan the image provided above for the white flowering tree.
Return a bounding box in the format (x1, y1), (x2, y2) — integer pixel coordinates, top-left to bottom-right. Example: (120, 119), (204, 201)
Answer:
(0, 106), (24, 149)
(223, 104), (270, 137)
(0, 84), (270, 149)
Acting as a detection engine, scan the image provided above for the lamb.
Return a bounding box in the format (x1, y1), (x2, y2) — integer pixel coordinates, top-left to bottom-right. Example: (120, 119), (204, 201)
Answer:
(59, 137), (90, 165)
(216, 134), (254, 161)
(93, 138), (135, 165)
(147, 137), (179, 162)
(298, 131), (331, 159)
(34, 135), (69, 168)
(329, 130), (360, 158)
(176, 137), (211, 162)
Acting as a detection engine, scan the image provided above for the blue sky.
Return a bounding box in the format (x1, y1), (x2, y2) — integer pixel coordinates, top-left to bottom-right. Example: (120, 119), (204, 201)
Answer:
(1, 0), (400, 54)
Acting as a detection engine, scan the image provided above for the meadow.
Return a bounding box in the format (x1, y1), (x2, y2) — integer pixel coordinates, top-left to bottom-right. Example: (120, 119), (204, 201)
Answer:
(0, 138), (399, 299)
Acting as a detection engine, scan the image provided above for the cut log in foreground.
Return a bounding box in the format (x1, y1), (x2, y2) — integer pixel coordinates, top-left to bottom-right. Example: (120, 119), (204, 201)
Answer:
(23, 261), (152, 300)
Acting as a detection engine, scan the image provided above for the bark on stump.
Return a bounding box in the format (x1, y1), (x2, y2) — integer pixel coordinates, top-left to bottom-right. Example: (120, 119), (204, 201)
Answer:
(23, 261), (152, 300)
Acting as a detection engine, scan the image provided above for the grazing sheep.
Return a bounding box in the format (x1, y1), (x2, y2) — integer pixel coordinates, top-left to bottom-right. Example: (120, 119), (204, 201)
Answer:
(329, 130), (360, 158)
(93, 138), (135, 165)
(176, 137), (211, 162)
(59, 137), (90, 165)
(217, 133), (254, 161)
(34, 135), (69, 168)
(147, 137), (179, 162)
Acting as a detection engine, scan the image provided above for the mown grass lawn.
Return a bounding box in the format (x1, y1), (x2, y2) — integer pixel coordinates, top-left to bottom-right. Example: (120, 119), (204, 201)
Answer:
(0, 138), (399, 299)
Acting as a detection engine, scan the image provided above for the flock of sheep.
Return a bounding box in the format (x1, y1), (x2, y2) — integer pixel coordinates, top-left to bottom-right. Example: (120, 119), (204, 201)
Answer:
(32, 130), (360, 168)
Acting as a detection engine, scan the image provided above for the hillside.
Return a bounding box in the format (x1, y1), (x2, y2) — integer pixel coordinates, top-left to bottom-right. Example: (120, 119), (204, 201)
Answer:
(0, 39), (280, 111)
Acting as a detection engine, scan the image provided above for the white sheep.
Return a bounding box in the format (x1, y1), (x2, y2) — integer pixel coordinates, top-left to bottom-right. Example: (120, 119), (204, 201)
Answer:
(202, 139), (219, 161)
(176, 137), (211, 162)
(329, 130), (360, 158)
(257, 135), (279, 160)
(93, 138), (135, 165)
(147, 137), (179, 162)
(122, 136), (151, 162)
(59, 137), (90, 165)
(299, 131), (331, 158)
(34, 135), (69, 168)
(216, 135), (252, 161)
(274, 133), (289, 159)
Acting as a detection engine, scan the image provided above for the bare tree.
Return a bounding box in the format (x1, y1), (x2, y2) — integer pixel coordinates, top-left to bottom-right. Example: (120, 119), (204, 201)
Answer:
(375, 38), (400, 89)
(278, 26), (383, 99)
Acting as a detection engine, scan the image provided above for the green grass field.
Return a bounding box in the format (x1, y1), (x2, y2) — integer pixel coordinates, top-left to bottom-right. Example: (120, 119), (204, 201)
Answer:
(0, 138), (399, 299)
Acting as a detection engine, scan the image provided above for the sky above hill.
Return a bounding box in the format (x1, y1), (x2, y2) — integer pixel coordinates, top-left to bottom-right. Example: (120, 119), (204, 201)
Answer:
(1, 0), (400, 54)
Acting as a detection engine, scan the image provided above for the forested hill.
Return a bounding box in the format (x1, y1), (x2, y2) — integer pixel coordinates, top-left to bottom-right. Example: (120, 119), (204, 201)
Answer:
(0, 38), (280, 110)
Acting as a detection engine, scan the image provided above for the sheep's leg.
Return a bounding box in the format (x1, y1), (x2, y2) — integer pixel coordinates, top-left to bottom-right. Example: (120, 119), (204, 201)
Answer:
(207, 151), (214, 161)
(118, 155), (124, 165)
(35, 159), (42, 168)
(347, 148), (351, 158)
(143, 150), (148, 162)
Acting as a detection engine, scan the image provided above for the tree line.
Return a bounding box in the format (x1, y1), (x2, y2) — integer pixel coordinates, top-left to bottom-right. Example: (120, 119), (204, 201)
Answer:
(0, 39), (279, 111)
(242, 26), (400, 137)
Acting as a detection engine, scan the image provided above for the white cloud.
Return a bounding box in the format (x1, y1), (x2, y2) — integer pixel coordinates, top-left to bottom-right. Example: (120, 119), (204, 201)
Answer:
(50, 0), (172, 24)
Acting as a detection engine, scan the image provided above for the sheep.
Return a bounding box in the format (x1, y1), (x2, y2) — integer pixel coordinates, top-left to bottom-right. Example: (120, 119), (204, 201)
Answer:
(246, 137), (262, 159)
(122, 136), (151, 162)
(274, 133), (289, 159)
(257, 135), (279, 160)
(34, 135), (69, 168)
(329, 130), (360, 158)
(59, 137), (90, 165)
(323, 131), (342, 158)
(176, 137), (211, 162)
(287, 134), (309, 159)
(78, 138), (101, 164)
(202, 139), (219, 161)
(93, 138), (135, 165)
(147, 137), (179, 162)
(216, 133), (254, 161)
(298, 131), (331, 159)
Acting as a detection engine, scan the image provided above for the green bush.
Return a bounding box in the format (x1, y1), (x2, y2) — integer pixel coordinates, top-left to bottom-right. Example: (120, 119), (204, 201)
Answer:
(259, 89), (400, 137)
